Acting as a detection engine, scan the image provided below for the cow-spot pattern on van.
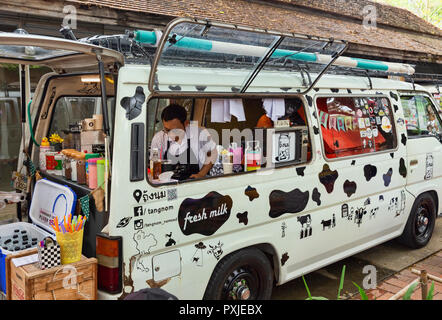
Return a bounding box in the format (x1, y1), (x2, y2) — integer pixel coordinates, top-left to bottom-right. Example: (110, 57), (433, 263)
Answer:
(237, 212), (248, 225)
(399, 158), (407, 178)
(383, 168), (393, 186)
(268, 188), (310, 218)
(306, 95), (313, 107)
(363, 164), (377, 181)
(343, 180), (357, 197)
(318, 164), (339, 193)
(312, 188), (321, 206)
(390, 91), (399, 101)
(245, 186), (259, 201)
(281, 253), (289, 266)
(120, 86), (145, 120)
(296, 166), (306, 176)
(401, 134), (407, 146)
(168, 85), (182, 91)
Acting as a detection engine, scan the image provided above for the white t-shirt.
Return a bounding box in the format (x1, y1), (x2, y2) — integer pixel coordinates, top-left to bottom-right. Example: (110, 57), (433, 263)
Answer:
(150, 124), (217, 169)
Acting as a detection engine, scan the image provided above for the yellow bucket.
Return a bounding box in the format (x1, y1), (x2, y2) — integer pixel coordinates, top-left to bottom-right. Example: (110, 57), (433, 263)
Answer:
(56, 229), (84, 264)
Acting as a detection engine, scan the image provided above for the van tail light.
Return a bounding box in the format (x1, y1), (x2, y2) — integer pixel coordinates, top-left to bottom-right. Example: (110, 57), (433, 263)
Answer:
(96, 233), (122, 294)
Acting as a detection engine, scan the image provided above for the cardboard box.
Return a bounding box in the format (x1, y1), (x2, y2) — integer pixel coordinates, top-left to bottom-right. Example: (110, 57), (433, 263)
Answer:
(5, 248), (97, 300)
(81, 131), (105, 146)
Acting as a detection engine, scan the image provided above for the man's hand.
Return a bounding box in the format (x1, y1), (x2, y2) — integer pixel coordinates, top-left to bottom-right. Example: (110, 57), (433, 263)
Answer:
(190, 172), (204, 179)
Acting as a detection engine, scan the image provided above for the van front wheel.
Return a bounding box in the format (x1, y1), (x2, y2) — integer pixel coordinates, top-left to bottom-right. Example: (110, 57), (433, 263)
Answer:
(398, 193), (436, 249)
(203, 248), (273, 300)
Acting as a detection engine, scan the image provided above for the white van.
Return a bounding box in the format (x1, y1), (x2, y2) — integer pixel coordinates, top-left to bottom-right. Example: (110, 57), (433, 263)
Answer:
(1, 18), (440, 300)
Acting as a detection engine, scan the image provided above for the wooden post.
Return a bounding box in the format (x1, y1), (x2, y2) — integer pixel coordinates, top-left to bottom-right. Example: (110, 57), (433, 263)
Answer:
(420, 270), (428, 300)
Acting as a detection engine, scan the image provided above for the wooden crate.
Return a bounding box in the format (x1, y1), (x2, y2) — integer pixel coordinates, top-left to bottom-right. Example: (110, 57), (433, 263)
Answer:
(5, 248), (97, 300)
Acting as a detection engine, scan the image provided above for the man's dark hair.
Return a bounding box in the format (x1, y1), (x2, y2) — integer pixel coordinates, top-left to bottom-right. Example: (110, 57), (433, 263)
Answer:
(161, 104), (187, 124)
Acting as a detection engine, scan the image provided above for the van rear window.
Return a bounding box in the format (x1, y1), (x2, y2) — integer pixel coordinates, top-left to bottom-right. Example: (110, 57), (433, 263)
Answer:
(316, 96), (396, 159)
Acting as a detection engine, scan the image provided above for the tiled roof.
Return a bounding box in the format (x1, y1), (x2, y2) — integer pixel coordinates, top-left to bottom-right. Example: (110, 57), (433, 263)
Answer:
(67, 0), (442, 58)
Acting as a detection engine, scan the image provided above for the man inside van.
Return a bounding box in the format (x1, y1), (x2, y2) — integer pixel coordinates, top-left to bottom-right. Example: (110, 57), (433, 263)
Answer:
(150, 103), (217, 181)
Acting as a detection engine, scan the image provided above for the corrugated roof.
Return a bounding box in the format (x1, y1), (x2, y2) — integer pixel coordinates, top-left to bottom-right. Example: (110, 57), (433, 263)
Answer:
(67, 0), (442, 59)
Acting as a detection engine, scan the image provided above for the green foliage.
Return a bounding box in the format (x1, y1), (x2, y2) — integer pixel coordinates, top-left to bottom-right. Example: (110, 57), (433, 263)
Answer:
(426, 281), (435, 300)
(302, 265), (347, 300)
(403, 282), (419, 300)
(373, 0), (441, 28)
(352, 282), (370, 300)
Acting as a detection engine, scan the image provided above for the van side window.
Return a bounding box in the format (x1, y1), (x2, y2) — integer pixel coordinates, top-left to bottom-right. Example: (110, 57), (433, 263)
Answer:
(401, 95), (442, 137)
(146, 97), (310, 184)
(317, 96), (396, 159)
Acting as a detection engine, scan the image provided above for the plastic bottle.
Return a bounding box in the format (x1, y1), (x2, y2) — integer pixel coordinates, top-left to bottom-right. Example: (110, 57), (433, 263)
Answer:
(87, 158), (99, 189)
(85, 153), (100, 182)
(97, 158), (106, 189)
(39, 137), (52, 171)
(53, 153), (64, 176)
(71, 151), (78, 182)
(245, 141), (262, 172)
(150, 148), (161, 180)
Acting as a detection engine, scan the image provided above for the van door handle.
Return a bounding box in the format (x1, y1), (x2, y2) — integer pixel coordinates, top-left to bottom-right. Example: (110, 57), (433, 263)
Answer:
(410, 159), (418, 166)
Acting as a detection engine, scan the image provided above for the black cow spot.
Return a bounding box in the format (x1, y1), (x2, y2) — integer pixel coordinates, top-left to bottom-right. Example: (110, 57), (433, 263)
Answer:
(269, 188), (310, 218)
(383, 168), (393, 187)
(364, 164), (377, 181)
(312, 111), (317, 119)
(394, 105), (399, 113)
(306, 95), (313, 107)
(347, 89), (352, 94)
(390, 91), (399, 101)
(296, 166), (306, 177)
(312, 188), (321, 206)
(313, 126), (319, 135)
(319, 164), (339, 194)
(401, 134), (407, 146)
(231, 87), (240, 92)
(331, 88), (339, 93)
(390, 153), (394, 159)
(245, 186), (259, 201)
(343, 180), (357, 197)
(351, 160), (356, 166)
(376, 92), (383, 95)
(120, 86), (145, 120)
(399, 158), (407, 178)
(313, 88), (320, 92)
(237, 212), (248, 225)
(195, 86), (207, 91)
(281, 253), (289, 266)
(280, 87), (292, 92)
(168, 85), (182, 91)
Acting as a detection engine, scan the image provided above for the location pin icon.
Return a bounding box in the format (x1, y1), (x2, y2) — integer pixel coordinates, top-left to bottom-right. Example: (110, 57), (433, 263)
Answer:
(133, 189), (142, 203)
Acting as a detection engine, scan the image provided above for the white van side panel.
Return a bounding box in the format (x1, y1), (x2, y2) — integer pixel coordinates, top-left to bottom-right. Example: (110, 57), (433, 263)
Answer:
(105, 65), (430, 299)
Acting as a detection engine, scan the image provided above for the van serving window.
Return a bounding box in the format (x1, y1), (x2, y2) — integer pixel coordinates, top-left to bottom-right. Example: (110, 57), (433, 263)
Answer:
(146, 97), (310, 184)
(317, 96), (396, 159)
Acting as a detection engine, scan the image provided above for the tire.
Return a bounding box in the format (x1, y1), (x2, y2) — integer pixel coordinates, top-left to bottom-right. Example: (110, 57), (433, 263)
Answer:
(398, 193), (437, 249)
(203, 248), (274, 300)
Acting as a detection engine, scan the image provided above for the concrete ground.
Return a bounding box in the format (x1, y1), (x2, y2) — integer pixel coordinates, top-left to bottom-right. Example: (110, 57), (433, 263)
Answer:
(271, 217), (442, 300)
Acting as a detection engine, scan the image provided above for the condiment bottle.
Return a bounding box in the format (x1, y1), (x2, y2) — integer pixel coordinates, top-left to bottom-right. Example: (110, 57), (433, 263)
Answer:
(76, 152), (87, 185)
(39, 137), (52, 171)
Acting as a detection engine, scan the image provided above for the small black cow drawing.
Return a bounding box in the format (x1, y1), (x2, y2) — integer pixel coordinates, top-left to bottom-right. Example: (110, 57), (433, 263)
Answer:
(297, 214), (312, 239)
(321, 214), (336, 231)
(207, 241), (224, 260)
(369, 207), (379, 219)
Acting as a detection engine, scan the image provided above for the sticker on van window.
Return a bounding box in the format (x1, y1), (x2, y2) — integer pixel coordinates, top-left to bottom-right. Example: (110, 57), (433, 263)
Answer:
(268, 188), (309, 218)
(178, 192), (233, 236)
(381, 117), (392, 133)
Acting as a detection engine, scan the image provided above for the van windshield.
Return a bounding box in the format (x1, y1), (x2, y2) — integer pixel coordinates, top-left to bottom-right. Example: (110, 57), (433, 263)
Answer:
(153, 21), (346, 93)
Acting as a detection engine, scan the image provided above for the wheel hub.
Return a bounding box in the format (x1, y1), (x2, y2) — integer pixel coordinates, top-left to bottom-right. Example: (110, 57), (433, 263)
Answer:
(230, 279), (251, 300)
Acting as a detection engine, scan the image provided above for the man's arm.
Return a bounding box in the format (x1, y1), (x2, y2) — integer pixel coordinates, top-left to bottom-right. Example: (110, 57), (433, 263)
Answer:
(191, 147), (217, 179)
